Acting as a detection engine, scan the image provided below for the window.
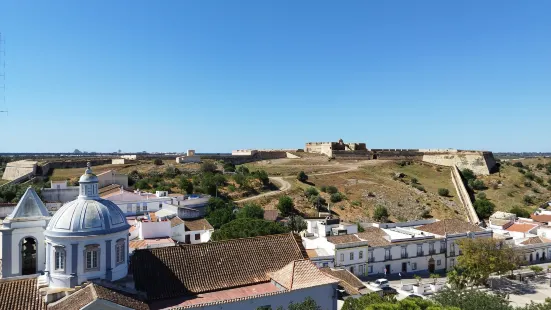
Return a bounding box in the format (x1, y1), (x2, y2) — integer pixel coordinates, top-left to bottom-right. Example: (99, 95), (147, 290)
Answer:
(359, 264), (365, 274)
(54, 248), (65, 271)
(350, 266), (354, 274)
(412, 262), (417, 270)
(136, 205), (141, 213)
(340, 253), (344, 262)
(368, 265), (373, 273)
(350, 252), (354, 260)
(368, 251), (374, 262)
(127, 204), (132, 213)
(401, 247), (407, 258)
(84, 245), (100, 271)
(159, 203), (162, 209)
(143, 204), (148, 211)
(417, 244), (423, 256)
(450, 258), (455, 267)
(115, 239), (125, 265)
(359, 250), (363, 259)
(323, 263), (329, 267)
(385, 249), (391, 260)
(437, 259), (441, 266)
(195, 234), (200, 241)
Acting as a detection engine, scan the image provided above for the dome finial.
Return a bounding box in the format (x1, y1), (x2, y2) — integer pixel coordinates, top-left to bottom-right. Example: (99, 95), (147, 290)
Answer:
(85, 162), (92, 174)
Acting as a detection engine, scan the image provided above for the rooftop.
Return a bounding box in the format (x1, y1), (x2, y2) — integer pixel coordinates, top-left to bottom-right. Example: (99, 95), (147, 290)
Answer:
(129, 238), (175, 251)
(531, 214), (551, 223)
(131, 233), (307, 300)
(0, 276), (45, 310)
(505, 223), (539, 233)
(356, 227), (391, 247)
(320, 268), (368, 296)
(269, 260), (338, 291)
(48, 283), (148, 310)
(170, 216), (185, 228)
(520, 236), (551, 245)
(326, 234), (363, 245)
(101, 190), (159, 201)
(184, 218), (213, 231)
(416, 219), (485, 236)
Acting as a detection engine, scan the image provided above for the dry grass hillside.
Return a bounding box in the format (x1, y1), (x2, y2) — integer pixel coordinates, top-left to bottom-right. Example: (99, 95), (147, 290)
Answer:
(252, 160), (465, 223)
(476, 158), (551, 214)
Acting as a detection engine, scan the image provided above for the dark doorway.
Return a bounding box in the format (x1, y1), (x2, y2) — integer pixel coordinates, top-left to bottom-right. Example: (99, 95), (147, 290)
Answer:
(185, 235), (191, 244)
(402, 262), (407, 273)
(536, 253), (540, 261)
(21, 237), (37, 275)
(543, 252), (546, 261)
(530, 253), (533, 262)
(428, 258), (435, 273)
(385, 264), (391, 275)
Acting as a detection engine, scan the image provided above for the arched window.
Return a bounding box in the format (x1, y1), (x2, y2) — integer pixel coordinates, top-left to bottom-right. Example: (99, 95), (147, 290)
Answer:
(84, 244), (100, 271)
(115, 239), (125, 266)
(54, 246), (66, 271)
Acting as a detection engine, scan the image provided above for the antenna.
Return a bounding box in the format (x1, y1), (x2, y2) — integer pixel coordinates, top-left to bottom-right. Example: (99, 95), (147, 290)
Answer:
(0, 32), (7, 116)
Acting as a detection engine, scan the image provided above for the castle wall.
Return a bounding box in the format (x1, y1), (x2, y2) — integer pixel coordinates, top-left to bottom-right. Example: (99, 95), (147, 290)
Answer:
(1, 160), (37, 181)
(199, 151), (288, 165)
(305, 142), (333, 157)
(370, 149), (424, 161)
(450, 166), (480, 224)
(422, 151), (495, 175)
(332, 150), (371, 160)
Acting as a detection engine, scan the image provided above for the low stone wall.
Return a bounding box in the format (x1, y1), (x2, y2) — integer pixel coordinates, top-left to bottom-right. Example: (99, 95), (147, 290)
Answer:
(451, 166), (480, 224)
(332, 150), (371, 160)
(40, 159), (112, 176)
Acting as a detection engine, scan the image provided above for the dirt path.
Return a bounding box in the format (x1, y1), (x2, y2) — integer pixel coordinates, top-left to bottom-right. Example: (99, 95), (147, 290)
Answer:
(235, 160), (379, 203)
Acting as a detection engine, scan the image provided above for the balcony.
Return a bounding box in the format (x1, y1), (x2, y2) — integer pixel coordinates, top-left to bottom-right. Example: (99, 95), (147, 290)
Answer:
(417, 251), (423, 256)
(450, 251), (456, 256)
(429, 249), (436, 255)
(384, 254), (392, 260)
(401, 253), (408, 259)
(368, 257), (374, 263)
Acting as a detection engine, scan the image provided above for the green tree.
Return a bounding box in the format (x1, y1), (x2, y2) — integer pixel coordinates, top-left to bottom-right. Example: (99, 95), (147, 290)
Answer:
(373, 205), (389, 222)
(277, 195), (295, 216)
(206, 206), (236, 229)
(211, 218), (289, 241)
(523, 195), (535, 205)
(473, 199), (495, 218)
(433, 288), (513, 310)
(468, 179), (487, 190)
(223, 162), (236, 172)
(461, 169), (476, 182)
(310, 195), (326, 210)
(179, 177), (193, 194)
(510, 206), (531, 218)
(285, 215), (307, 233)
(153, 158), (163, 165)
(200, 161), (218, 173)
(326, 186), (338, 194)
(304, 187), (319, 198)
(330, 192), (344, 203)
(275, 297), (322, 310)
(236, 165), (250, 175)
(134, 179), (151, 190)
(237, 203), (265, 220)
(451, 238), (522, 288)
(297, 171), (308, 182)
(251, 170), (270, 186)
(206, 197), (227, 214)
(438, 188), (450, 196)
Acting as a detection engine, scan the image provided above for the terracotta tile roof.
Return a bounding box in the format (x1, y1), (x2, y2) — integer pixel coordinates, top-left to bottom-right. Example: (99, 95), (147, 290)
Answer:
(326, 234), (363, 245)
(357, 227), (391, 247)
(184, 218), (213, 231)
(150, 282), (283, 309)
(0, 276), (45, 310)
(416, 219), (484, 236)
(48, 283), (148, 310)
(320, 268), (367, 296)
(170, 216), (185, 228)
(269, 260), (339, 290)
(306, 249), (319, 258)
(263, 210), (280, 221)
(129, 238), (175, 250)
(520, 236), (551, 245)
(131, 233), (307, 300)
(506, 223), (539, 233)
(98, 184), (122, 196)
(531, 214), (551, 223)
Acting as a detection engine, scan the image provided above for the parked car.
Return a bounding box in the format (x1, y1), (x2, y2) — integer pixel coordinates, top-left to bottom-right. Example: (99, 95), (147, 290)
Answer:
(381, 286), (398, 296)
(370, 279), (390, 288)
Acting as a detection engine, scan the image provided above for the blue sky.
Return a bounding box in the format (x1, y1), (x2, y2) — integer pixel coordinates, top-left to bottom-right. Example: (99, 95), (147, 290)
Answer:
(0, 1), (550, 153)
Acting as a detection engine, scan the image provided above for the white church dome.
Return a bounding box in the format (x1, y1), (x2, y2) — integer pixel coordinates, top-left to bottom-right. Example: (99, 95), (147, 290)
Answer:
(45, 163), (129, 237)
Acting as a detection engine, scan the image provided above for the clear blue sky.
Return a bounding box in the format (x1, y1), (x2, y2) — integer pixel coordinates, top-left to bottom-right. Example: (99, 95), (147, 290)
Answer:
(1, 1), (550, 153)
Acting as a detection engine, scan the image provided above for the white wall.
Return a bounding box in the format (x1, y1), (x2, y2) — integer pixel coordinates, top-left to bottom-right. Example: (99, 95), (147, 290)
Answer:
(138, 221), (171, 239)
(334, 247), (368, 276)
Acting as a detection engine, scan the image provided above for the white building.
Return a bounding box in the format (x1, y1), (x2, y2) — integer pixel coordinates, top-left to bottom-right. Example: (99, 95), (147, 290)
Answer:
(176, 150), (201, 163)
(44, 163), (131, 289)
(101, 188), (173, 216)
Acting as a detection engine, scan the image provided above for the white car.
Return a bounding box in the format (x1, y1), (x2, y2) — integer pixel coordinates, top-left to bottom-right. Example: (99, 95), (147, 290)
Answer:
(370, 279), (390, 288)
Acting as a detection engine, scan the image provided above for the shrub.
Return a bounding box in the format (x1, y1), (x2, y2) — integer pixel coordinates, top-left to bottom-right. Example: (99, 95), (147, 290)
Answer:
(413, 184), (426, 192)
(461, 169), (476, 181)
(530, 266), (543, 273)
(513, 162), (524, 168)
(535, 177), (544, 185)
(523, 195), (535, 205)
(420, 209), (431, 219)
(507, 191), (515, 197)
(525, 171), (536, 180)
(326, 186), (338, 194)
(277, 196), (295, 216)
(373, 205), (389, 222)
(320, 186), (327, 192)
(524, 181), (532, 188)
(223, 162), (235, 172)
(236, 203), (265, 220)
(474, 199), (495, 218)
(510, 206), (530, 218)
(153, 158), (163, 165)
(236, 165), (249, 175)
(410, 177), (418, 184)
(536, 163), (545, 170)
(532, 188), (540, 194)
(438, 188), (449, 197)
(468, 179), (486, 190)
(304, 187), (319, 198)
(297, 171), (308, 183)
(330, 192), (344, 203)
(200, 162), (217, 173)
(476, 192), (487, 200)
(351, 200), (361, 207)
(518, 168), (526, 174)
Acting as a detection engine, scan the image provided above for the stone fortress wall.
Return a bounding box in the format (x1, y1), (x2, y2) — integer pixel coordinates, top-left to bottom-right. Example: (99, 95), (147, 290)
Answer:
(306, 141), (497, 175)
(1, 160), (38, 181)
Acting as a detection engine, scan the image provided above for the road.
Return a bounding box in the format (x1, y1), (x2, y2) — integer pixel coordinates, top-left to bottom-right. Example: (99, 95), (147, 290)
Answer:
(235, 161), (373, 203)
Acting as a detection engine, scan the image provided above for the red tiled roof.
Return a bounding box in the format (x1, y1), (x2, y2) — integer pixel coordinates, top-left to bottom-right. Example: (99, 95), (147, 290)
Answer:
(131, 233), (307, 300)
(184, 218), (213, 231)
(357, 227), (391, 247)
(520, 236), (551, 245)
(0, 276), (45, 310)
(48, 283), (148, 310)
(150, 282), (282, 310)
(326, 234), (363, 245)
(531, 214), (551, 223)
(320, 268), (367, 296)
(129, 238), (174, 250)
(170, 216), (185, 228)
(269, 260), (338, 290)
(416, 219), (484, 235)
(505, 223), (538, 233)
